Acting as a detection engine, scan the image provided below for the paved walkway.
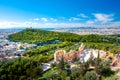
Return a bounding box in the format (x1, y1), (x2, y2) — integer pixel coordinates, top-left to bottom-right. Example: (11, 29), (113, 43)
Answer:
(42, 60), (54, 71)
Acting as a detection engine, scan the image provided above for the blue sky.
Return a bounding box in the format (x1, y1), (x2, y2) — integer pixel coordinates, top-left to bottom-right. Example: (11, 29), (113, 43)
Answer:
(0, 0), (120, 28)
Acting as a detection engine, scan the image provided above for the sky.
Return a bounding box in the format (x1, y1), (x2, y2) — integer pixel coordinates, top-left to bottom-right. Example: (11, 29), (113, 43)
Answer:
(0, 0), (120, 28)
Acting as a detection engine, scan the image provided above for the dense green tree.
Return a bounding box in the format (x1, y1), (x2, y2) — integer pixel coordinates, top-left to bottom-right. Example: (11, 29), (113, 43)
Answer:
(0, 58), (43, 80)
(94, 51), (101, 80)
(47, 73), (61, 80)
(84, 71), (97, 80)
(100, 61), (113, 77)
(58, 56), (65, 70)
(71, 67), (81, 79)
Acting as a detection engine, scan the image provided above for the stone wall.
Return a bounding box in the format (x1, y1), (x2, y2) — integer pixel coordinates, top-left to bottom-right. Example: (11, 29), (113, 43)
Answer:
(54, 43), (85, 62)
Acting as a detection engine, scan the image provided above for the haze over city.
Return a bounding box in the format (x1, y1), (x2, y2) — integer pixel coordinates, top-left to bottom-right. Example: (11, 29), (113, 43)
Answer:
(0, 0), (120, 28)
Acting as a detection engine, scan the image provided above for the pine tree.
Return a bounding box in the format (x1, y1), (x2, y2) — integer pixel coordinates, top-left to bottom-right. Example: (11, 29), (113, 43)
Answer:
(95, 50), (101, 80)
(89, 51), (94, 66)
(58, 56), (65, 70)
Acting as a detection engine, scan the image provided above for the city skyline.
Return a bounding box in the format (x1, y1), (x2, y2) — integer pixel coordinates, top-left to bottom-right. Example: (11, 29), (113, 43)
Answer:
(0, 0), (120, 28)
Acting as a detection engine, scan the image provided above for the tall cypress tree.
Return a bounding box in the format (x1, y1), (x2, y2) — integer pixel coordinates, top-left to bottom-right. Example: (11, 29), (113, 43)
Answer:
(95, 50), (101, 80)
(58, 56), (65, 70)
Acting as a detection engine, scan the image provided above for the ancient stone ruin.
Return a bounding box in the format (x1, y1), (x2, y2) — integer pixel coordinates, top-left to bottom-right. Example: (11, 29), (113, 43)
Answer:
(54, 43), (85, 62)
(111, 52), (120, 67)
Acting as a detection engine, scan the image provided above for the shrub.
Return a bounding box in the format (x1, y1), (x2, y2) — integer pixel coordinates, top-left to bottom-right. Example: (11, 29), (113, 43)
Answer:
(84, 71), (97, 80)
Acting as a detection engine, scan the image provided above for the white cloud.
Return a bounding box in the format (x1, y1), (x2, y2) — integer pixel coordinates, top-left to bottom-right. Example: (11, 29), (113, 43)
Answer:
(86, 20), (95, 24)
(0, 13), (119, 28)
(0, 21), (120, 29)
(93, 13), (114, 23)
(33, 18), (39, 21)
(50, 18), (57, 21)
(0, 21), (40, 28)
(0, 21), (25, 28)
(77, 13), (88, 18)
(69, 17), (81, 21)
(33, 17), (57, 22)
(108, 22), (120, 28)
(40, 18), (48, 22)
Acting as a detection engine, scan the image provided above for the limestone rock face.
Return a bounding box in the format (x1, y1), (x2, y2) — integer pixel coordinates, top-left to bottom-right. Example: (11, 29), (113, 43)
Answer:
(54, 43), (85, 62)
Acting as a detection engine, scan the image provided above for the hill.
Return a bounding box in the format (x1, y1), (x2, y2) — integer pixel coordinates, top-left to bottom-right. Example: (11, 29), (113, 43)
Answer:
(8, 28), (120, 44)
(1, 28), (119, 80)
(8, 28), (81, 43)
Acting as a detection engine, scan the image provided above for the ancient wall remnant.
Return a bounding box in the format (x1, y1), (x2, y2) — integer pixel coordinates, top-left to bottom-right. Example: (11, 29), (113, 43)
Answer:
(54, 43), (85, 62)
